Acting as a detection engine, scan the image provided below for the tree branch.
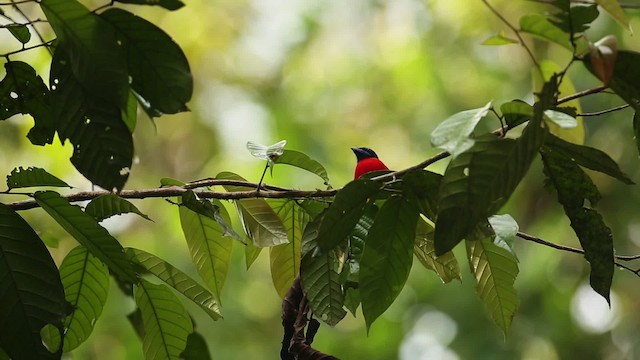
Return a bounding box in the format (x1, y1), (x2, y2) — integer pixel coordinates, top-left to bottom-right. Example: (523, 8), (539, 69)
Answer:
(556, 85), (607, 105)
(577, 104), (630, 117)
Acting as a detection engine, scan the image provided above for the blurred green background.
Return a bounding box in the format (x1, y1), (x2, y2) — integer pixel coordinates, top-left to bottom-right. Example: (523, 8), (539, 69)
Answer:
(2, 0), (640, 359)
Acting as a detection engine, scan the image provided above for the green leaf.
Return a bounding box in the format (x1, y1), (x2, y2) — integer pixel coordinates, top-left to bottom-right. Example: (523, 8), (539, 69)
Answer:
(59, 246), (110, 352)
(115, 0), (185, 11)
(160, 177), (185, 187)
(6, 166), (70, 190)
(126, 248), (222, 321)
(269, 200), (308, 298)
(122, 90), (138, 132)
(179, 204), (233, 304)
(274, 149), (331, 185)
(245, 242), (262, 270)
(434, 77), (556, 255)
(0, 61), (54, 145)
(135, 279), (194, 360)
(50, 47), (133, 191)
(180, 332), (211, 360)
(34, 190), (137, 283)
(488, 214), (519, 256)
(401, 170), (442, 220)
(549, 4), (599, 34)
(585, 51), (640, 110)
(482, 32), (518, 46)
(100, 8), (192, 116)
(216, 172), (288, 247)
(500, 100), (532, 128)
(466, 237), (520, 338)
(545, 133), (634, 184)
(41, 0), (129, 109)
(541, 149), (613, 303)
(544, 109), (577, 128)
(315, 179), (381, 252)
(414, 218), (461, 283)
(634, 112), (640, 156)
(180, 191), (244, 243)
(520, 14), (572, 50)
(85, 194), (151, 221)
(430, 101), (493, 157)
(0, 203), (66, 360)
(6, 24), (31, 44)
(360, 196), (419, 330)
(300, 250), (346, 327)
(595, 0), (630, 30)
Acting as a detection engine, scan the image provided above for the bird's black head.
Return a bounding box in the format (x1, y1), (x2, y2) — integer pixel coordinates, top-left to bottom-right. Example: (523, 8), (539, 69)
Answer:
(351, 147), (379, 161)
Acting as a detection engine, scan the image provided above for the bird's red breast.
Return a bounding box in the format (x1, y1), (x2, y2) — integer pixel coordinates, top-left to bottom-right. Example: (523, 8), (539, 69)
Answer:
(354, 157), (389, 179)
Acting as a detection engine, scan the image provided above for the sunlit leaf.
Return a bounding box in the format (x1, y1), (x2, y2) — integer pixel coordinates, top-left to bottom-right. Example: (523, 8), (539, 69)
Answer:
(316, 179), (381, 252)
(545, 133), (633, 184)
(544, 109), (577, 128)
(541, 149), (613, 303)
(245, 242), (262, 270)
(122, 90), (138, 132)
(482, 32), (518, 46)
(360, 196), (419, 330)
(269, 199), (308, 298)
(85, 194), (151, 222)
(0, 61), (54, 145)
(6, 166), (70, 190)
(59, 246), (109, 352)
(414, 218), (461, 283)
(466, 237), (519, 338)
(115, 0), (185, 11)
(0, 203), (66, 360)
(100, 8), (193, 116)
(519, 14), (572, 50)
(274, 149), (330, 185)
(179, 204), (233, 303)
(500, 100), (533, 128)
(217, 171), (288, 247)
(34, 190), (137, 283)
(126, 248), (222, 321)
(488, 214), (519, 256)
(595, 0), (630, 30)
(135, 279), (193, 360)
(430, 101), (492, 157)
(180, 190), (244, 243)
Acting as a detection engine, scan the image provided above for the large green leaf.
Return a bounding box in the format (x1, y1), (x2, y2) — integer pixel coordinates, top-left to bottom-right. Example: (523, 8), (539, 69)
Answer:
(135, 279), (193, 360)
(430, 101), (492, 157)
(595, 0), (630, 30)
(40, 0), (129, 109)
(360, 195), (419, 330)
(274, 149), (330, 185)
(414, 217), (461, 283)
(126, 248), (222, 321)
(58, 246), (109, 352)
(100, 8), (192, 116)
(269, 199), (308, 298)
(545, 134), (633, 184)
(6, 166), (70, 190)
(434, 77), (556, 255)
(549, 4), (599, 34)
(466, 237), (520, 338)
(34, 190), (137, 283)
(519, 14), (572, 50)
(180, 191), (244, 243)
(0, 203), (66, 360)
(85, 194), (151, 221)
(0, 61), (54, 145)
(401, 170), (442, 220)
(541, 149), (613, 303)
(315, 179), (381, 252)
(115, 0), (185, 11)
(216, 172), (288, 247)
(180, 332), (211, 360)
(300, 251), (346, 327)
(179, 205), (233, 304)
(49, 47), (133, 191)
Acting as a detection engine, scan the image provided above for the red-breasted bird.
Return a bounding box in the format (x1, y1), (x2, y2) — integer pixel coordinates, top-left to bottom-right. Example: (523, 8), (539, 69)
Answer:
(351, 147), (389, 179)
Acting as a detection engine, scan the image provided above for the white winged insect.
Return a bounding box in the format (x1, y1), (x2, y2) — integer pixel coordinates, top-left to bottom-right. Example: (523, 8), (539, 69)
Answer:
(246, 140), (287, 176)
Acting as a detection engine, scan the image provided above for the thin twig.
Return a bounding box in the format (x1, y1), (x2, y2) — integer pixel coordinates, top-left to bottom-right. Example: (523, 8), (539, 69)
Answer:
(557, 85), (607, 105)
(577, 104), (630, 117)
(2, 40), (53, 57)
(10, 0), (51, 55)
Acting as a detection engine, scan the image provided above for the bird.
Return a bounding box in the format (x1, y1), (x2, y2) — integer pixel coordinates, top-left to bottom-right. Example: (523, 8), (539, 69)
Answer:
(351, 147), (389, 180)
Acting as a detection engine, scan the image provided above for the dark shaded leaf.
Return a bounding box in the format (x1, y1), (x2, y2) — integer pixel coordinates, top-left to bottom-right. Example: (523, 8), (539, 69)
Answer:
(34, 190), (137, 283)
(135, 279), (193, 360)
(315, 179), (381, 252)
(181, 332), (211, 360)
(41, 0), (129, 109)
(101, 8), (192, 116)
(634, 112), (640, 156)
(584, 51), (640, 109)
(550, 5), (599, 33)
(85, 194), (151, 221)
(300, 251), (346, 327)
(6, 166), (70, 190)
(541, 149), (613, 303)
(0, 203), (66, 360)
(0, 61), (54, 145)
(274, 149), (330, 185)
(50, 47), (133, 191)
(402, 170), (442, 220)
(115, 0), (185, 11)
(126, 248), (222, 321)
(6, 24), (31, 44)
(545, 133), (633, 184)
(360, 196), (419, 330)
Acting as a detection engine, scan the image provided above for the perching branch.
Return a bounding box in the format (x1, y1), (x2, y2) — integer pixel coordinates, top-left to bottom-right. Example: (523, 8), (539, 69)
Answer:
(556, 85), (607, 105)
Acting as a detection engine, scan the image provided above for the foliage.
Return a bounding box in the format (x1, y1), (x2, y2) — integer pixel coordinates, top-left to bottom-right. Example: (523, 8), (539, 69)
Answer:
(1, 0), (640, 359)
